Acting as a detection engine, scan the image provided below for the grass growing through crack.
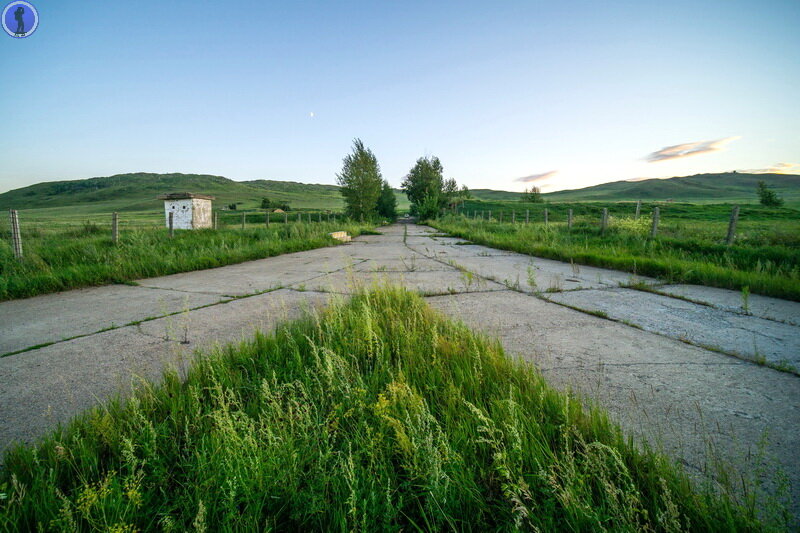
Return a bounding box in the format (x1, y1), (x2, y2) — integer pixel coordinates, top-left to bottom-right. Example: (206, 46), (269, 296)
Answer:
(0, 220), (373, 301)
(431, 213), (800, 301)
(0, 286), (778, 530)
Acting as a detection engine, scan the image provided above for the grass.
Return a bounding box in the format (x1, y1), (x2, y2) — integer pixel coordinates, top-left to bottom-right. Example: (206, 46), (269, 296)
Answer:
(430, 209), (800, 301)
(0, 216), (374, 301)
(0, 286), (780, 531)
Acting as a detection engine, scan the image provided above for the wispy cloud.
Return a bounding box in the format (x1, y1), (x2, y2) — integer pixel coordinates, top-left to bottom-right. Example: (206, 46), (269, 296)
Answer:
(740, 162), (800, 174)
(515, 170), (558, 183)
(646, 137), (740, 163)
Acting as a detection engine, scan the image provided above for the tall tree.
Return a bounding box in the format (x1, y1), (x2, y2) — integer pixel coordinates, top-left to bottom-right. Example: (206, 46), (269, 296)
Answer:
(376, 180), (397, 220)
(336, 139), (383, 220)
(521, 186), (543, 203)
(402, 156), (445, 213)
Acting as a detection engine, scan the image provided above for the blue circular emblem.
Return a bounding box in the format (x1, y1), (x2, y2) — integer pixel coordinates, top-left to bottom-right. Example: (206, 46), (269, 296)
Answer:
(2, 1), (38, 38)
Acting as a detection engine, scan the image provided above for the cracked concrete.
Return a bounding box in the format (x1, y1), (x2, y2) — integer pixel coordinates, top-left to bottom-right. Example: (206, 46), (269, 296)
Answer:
(1, 222), (798, 519)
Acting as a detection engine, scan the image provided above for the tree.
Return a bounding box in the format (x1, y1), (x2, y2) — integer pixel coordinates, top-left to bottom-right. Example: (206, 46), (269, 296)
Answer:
(521, 186), (543, 203)
(260, 197), (272, 209)
(336, 139), (383, 220)
(757, 180), (784, 207)
(402, 156), (445, 215)
(376, 180), (397, 220)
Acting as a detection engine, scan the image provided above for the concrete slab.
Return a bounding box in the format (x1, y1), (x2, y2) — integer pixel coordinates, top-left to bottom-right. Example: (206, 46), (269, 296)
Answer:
(298, 269), (505, 295)
(0, 285), (224, 355)
(545, 288), (800, 369)
(353, 255), (452, 272)
(659, 284), (800, 326)
(426, 290), (800, 516)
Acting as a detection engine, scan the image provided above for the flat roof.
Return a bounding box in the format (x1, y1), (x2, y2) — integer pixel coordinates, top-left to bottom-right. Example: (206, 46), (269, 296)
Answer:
(157, 193), (216, 200)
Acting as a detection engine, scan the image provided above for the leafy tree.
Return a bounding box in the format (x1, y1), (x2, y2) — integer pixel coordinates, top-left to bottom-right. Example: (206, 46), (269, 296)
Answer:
(402, 156), (445, 213)
(521, 186), (543, 203)
(228, 203), (237, 210)
(260, 197), (272, 209)
(416, 194), (442, 221)
(336, 139), (383, 220)
(757, 180), (784, 207)
(459, 184), (472, 199)
(376, 180), (397, 220)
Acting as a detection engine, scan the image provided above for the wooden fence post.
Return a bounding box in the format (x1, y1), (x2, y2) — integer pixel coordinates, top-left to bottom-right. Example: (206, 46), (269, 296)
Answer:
(266, 210), (270, 227)
(214, 211), (219, 230)
(9, 209), (22, 259)
(526, 209), (529, 224)
(298, 212), (302, 223)
(544, 209), (549, 226)
(512, 210), (516, 223)
(726, 205), (739, 245)
(635, 200), (641, 219)
(284, 212), (288, 224)
(241, 212), (246, 230)
(567, 209), (573, 230)
(488, 210), (492, 221)
(168, 211), (174, 238)
(650, 207), (660, 238)
(601, 208), (608, 233)
(319, 212), (322, 223)
(112, 212), (119, 244)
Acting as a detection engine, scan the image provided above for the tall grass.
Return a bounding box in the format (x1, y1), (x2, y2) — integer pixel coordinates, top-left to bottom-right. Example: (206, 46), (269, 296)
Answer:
(0, 287), (778, 530)
(431, 215), (800, 301)
(0, 220), (373, 301)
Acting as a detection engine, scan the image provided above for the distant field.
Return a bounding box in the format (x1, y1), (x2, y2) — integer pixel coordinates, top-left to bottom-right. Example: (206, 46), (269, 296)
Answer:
(433, 201), (800, 301)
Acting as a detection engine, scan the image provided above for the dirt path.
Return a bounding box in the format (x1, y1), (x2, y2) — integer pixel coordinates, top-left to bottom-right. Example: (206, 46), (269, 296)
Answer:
(1, 223), (798, 518)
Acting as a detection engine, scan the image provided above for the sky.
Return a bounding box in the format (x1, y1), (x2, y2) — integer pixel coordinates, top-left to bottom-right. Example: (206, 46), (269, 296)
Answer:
(1, 0), (799, 194)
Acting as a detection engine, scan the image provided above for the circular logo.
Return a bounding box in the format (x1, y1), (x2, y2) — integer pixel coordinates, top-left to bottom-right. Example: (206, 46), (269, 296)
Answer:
(2, 1), (38, 38)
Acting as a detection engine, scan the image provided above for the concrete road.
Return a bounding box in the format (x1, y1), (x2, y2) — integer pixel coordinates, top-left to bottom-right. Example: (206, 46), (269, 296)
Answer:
(1, 223), (798, 518)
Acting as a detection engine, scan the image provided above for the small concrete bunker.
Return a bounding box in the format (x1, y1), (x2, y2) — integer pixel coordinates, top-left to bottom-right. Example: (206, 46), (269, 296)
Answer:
(157, 193), (215, 230)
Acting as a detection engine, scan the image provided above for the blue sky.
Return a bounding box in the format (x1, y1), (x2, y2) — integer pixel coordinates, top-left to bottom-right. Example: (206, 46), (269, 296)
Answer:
(1, 0), (798, 193)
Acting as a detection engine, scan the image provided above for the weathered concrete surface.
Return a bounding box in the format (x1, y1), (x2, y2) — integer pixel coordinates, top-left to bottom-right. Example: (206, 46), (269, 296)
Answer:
(544, 288), (800, 369)
(1, 222), (798, 519)
(0, 285), (225, 355)
(0, 289), (328, 454)
(426, 291), (799, 496)
(659, 284), (800, 326)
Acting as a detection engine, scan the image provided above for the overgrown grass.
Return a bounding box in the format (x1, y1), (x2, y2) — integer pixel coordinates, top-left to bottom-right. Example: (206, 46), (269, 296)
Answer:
(431, 214), (800, 301)
(0, 287), (780, 530)
(0, 220), (373, 301)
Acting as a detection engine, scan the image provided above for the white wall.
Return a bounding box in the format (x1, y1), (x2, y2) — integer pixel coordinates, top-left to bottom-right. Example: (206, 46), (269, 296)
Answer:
(191, 199), (212, 228)
(164, 199), (193, 230)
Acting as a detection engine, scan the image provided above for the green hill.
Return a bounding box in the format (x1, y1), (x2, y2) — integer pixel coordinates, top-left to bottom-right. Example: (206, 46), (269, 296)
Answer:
(0, 173), (410, 214)
(542, 172), (800, 205)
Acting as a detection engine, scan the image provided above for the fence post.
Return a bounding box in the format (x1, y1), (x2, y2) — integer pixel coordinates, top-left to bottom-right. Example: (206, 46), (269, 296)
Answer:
(650, 207), (660, 238)
(284, 212), (288, 224)
(298, 212), (302, 223)
(526, 209), (529, 224)
(328, 211), (331, 222)
(726, 205), (740, 245)
(266, 210), (270, 227)
(318, 212), (322, 223)
(544, 208), (549, 226)
(241, 212), (246, 230)
(112, 212), (119, 244)
(601, 208), (608, 233)
(488, 210), (492, 221)
(512, 210), (516, 223)
(9, 209), (22, 259)
(499, 212), (503, 223)
(567, 209), (573, 230)
(635, 200), (641, 219)
(214, 211), (219, 230)
(168, 211), (174, 238)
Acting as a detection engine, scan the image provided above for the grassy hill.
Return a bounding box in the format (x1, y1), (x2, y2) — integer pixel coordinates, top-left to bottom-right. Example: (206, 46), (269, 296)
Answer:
(543, 172), (800, 206)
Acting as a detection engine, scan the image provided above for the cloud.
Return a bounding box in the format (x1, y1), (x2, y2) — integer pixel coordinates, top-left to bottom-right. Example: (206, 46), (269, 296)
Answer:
(308, 112), (315, 118)
(515, 170), (558, 183)
(740, 162), (800, 174)
(646, 136), (740, 163)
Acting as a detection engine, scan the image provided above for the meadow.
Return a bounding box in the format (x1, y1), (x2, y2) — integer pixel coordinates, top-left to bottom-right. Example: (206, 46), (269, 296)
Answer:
(432, 201), (800, 301)
(0, 286), (779, 531)
(0, 210), (373, 301)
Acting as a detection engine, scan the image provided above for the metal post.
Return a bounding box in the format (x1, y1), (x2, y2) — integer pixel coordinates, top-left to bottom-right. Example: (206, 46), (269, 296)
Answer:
(726, 205), (740, 245)
(567, 209), (573, 230)
(168, 211), (174, 238)
(9, 210), (22, 259)
(650, 207), (660, 238)
(112, 212), (119, 244)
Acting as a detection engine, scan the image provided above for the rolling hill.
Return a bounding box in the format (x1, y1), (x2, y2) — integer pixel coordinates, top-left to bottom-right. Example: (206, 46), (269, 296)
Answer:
(1, 171), (798, 216)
